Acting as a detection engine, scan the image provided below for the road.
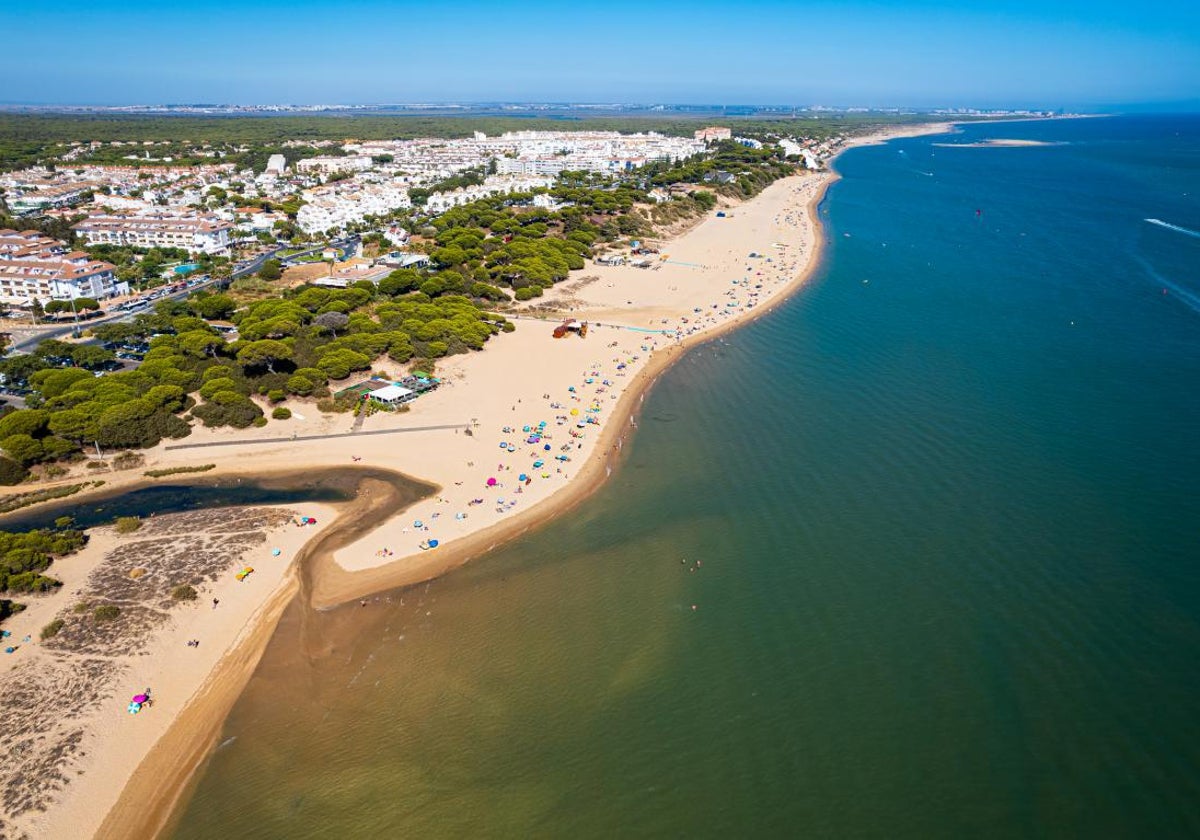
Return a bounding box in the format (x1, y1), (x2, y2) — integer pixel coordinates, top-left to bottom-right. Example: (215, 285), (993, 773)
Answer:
(5, 236), (359, 355)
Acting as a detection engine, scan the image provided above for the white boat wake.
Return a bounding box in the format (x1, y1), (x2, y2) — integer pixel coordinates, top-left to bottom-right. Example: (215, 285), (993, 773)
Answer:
(1138, 256), (1200, 317)
(1144, 218), (1200, 239)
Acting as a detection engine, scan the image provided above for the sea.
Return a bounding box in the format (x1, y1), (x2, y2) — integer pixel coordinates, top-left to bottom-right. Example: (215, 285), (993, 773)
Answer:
(168, 115), (1200, 839)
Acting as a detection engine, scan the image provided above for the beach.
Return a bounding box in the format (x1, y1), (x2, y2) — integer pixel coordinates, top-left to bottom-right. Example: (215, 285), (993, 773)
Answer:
(0, 121), (949, 839)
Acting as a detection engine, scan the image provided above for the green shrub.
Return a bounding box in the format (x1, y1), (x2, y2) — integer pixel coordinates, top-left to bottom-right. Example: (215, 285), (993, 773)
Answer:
(144, 464), (216, 478)
(286, 374), (314, 396)
(0, 457), (29, 485)
(112, 451), (145, 471)
(267, 389), (286, 403)
(114, 516), (142, 534)
(171, 584), (197, 601)
(0, 483), (101, 515)
(40, 618), (64, 640)
(252, 416), (268, 427)
(272, 406), (292, 420)
(4, 571), (62, 593)
(92, 604), (120, 622)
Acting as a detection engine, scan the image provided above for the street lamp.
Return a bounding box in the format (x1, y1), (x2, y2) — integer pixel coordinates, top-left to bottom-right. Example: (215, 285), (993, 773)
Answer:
(69, 295), (81, 338)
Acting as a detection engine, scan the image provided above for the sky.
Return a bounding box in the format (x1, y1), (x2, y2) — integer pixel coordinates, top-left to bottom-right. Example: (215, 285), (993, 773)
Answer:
(3, 0), (1198, 109)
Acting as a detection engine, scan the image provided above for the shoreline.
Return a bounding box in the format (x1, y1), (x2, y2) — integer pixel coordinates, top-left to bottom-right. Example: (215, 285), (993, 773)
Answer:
(10, 121), (951, 840)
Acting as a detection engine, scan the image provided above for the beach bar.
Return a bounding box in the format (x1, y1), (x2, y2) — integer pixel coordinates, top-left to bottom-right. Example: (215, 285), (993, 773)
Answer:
(366, 384), (416, 405)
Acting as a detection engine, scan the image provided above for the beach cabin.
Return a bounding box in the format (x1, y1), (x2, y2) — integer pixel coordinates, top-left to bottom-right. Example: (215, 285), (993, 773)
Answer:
(367, 384), (416, 405)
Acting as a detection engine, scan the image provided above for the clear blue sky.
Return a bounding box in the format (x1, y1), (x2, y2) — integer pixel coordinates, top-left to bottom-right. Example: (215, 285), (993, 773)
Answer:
(4, 0), (1198, 108)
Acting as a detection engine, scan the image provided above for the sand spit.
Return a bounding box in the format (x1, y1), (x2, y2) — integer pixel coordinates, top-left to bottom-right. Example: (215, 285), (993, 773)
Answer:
(0, 506), (331, 840)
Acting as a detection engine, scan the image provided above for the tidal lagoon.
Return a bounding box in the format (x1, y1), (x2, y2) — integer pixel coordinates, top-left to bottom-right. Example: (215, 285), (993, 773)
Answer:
(169, 116), (1200, 838)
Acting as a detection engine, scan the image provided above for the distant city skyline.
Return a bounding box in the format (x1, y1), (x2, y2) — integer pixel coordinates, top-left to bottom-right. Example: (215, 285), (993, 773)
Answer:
(3, 0), (1198, 110)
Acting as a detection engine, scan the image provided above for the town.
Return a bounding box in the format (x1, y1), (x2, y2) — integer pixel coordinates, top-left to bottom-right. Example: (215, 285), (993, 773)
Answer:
(0, 125), (836, 312)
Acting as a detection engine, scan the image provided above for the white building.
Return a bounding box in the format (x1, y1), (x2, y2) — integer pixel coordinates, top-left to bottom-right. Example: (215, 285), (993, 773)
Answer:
(778, 139), (804, 158)
(0, 229), (128, 305)
(297, 181), (412, 234)
(265, 154), (287, 175)
(73, 213), (234, 255)
(295, 156), (373, 177)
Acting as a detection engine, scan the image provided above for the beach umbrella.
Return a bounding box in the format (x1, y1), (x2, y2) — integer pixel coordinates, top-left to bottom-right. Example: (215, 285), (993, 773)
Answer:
(523, 425), (531, 432)
(544, 444), (551, 451)
(519, 474), (528, 482)
(428, 539), (439, 548)
(271, 548), (281, 556)
(128, 702), (141, 714)
(413, 520), (423, 528)
(487, 477), (498, 487)
(132, 694), (149, 703)
(570, 408), (579, 416)
(533, 460), (544, 468)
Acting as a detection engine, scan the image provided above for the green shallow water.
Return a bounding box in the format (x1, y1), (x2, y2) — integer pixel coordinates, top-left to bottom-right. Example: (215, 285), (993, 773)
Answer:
(170, 116), (1200, 839)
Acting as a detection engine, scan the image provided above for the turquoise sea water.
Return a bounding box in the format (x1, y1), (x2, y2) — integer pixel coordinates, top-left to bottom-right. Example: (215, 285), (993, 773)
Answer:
(170, 116), (1200, 838)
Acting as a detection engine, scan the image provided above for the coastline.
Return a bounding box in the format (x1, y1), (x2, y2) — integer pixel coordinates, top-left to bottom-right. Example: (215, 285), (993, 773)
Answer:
(7, 121), (951, 840)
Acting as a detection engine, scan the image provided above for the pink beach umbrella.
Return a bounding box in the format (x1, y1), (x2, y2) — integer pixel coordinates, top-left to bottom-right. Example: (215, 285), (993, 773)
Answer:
(486, 477), (498, 487)
(132, 694), (149, 703)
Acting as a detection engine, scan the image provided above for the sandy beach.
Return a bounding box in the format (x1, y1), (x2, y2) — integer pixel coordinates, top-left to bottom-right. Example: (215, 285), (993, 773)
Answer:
(0, 121), (949, 839)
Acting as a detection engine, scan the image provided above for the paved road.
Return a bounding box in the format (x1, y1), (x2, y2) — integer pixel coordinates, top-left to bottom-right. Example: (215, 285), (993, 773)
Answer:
(7, 275), (226, 354)
(6, 235), (358, 355)
(164, 422), (468, 450)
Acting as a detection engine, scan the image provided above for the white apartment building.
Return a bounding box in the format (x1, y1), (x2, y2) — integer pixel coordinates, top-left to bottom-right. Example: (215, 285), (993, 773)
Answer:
(295, 156), (373, 177)
(0, 229), (128, 305)
(73, 214), (234, 255)
(4, 181), (100, 214)
(297, 182), (412, 234)
(424, 175), (554, 213)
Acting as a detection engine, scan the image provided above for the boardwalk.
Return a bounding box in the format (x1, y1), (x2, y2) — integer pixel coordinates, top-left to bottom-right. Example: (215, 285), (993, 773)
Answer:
(164, 423), (468, 450)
